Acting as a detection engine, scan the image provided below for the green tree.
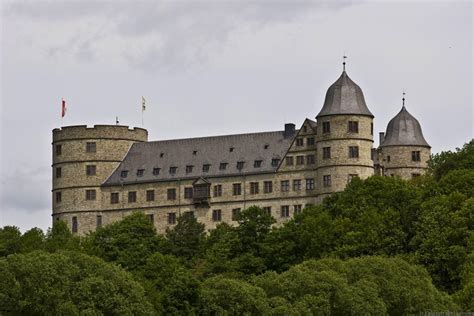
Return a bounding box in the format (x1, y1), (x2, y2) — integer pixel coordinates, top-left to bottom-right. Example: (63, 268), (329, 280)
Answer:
(0, 251), (154, 315)
(0, 226), (21, 257)
(428, 139), (474, 180)
(165, 213), (206, 262)
(84, 212), (164, 270)
(19, 227), (45, 253)
(45, 220), (80, 252)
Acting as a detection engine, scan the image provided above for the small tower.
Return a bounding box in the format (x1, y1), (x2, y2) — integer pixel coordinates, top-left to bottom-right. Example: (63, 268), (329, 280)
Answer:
(52, 125), (148, 234)
(379, 95), (431, 179)
(316, 61), (375, 198)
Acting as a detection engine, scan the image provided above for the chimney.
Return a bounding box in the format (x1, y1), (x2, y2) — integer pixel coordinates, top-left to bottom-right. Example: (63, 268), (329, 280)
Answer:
(379, 132), (385, 147)
(284, 123), (296, 138)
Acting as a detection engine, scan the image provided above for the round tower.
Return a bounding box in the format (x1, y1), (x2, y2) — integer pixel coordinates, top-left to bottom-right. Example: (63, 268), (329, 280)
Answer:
(52, 125), (148, 234)
(315, 65), (375, 197)
(379, 98), (431, 179)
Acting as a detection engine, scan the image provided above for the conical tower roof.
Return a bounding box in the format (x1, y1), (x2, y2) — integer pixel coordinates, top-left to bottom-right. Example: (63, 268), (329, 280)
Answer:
(317, 71), (374, 118)
(381, 106), (430, 148)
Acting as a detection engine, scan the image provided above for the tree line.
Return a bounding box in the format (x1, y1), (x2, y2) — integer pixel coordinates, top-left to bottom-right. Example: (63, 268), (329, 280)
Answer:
(1, 140), (473, 314)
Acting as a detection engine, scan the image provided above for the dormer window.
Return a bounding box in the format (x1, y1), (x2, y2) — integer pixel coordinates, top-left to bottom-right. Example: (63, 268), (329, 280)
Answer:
(229, 147), (234, 152)
(237, 161), (245, 170)
(271, 158), (280, 167)
(160, 153), (164, 158)
(264, 144), (269, 149)
(254, 160), (262, 168)
(169, 167), (177, 174)
(120, 170), (128, 178)
(153, 168), (160, 175)
(219, 163), (228, 170)
(137, 169), (144, 177)
(203, 164), (211, 172)
(193, 150), (197, 155)
(186, 165), (194, 173)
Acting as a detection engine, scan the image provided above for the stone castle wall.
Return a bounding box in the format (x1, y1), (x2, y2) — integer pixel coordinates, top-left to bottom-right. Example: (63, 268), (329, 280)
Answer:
(379, 145), (430, 178)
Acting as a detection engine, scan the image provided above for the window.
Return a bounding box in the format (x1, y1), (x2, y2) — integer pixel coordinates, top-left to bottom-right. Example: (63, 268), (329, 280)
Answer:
(293, 179), (302, 191)
(86, 165), (96, 176)
(137, 169), (144, 177)
(263, 206), (272, 216)
(146, 190), (155, 201)
(303, 126), (307, 133)
(348, 121), (359, 133)
(219, 162), (228, 170)
(272, 158), (280, 167)
(250, 182), (259, 194)
(72, 216), (78, 233)
(322, 121), (331, 134)
(387, 156), (391, 163)
(264, 181), (273, 194)
(168, 212), (176, 225)
(323, 175), (332, 187)
(229, 147), (234, 152)
(323, 147), (331, 159)
(296, 155), (305, 165)
(212, 209), (222, 222)
(153, 168), (160, 175)
(147, 214), (154, 223)
(306, 178), (315, 190)
(281, 205), (290, 218)
(349, 146), (359, 158)
(254, 160), (262, 168)
(184, 187), (193, 199)
(371, 123), (374, 135)
(307, 137), (315, 146)
(186, 165), (193, 174)
(120, 170), (128, 178)
(213, 184), (222, 197)
(169, 166), (177, 174)
(86, 142), (96, 153)
(237, 161), (245, 170)
(128, 191), (136, 203)
(412, 151), (421, 162)
(160, 153), (164, 158)
(203, 164), (211, 172)
(348, 174), (358, 183)
(294, 205), (302, 215)
(85, 189), (96, 201)
(55, 191), (62, 203)
(296, 138), (304, 146)
(286, 156), (294, 166)
(193, 150), (197, 155)
(281, 180), (290, 192)
(167, 188), (176, 200)
(232, 208), (241, 220)
(110, 192), (119, 204)
(307, 154), (315, 165)
(264, 144), (269, 149)
(412, 173), (421, 178)
(233, 183), (242, 195)
(55, 144), (62, 156)
(194, 184), (210, 199)
(96, 215), (102, 228)
(56, 167), (62, 178)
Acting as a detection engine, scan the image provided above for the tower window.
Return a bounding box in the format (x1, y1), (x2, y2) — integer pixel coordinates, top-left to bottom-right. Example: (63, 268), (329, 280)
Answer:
(296, 155), (305, 165)
(56, 167), (62, 178)
(371, 123), (374, 135)
(412, 151), (421, 162)
(146, 190), (155, 201)
(286, 156), (294, 166)
(254, 160), (262, 168)
(167, 188), (177, 200)
(349, 146), (359, 158)
(128, 191), (137, 203)
(323, 147), (331, 159)
(86, 142), (96, 153)
(264, 181), (273, 193)
(96, 215), (102, 228)
(86, 165), (96, 176)
(322, 122), (331, 134)
(212, 209), (222, 222)
(233, 183), (242, 195)
(296, 138), (304, 146)
(85, 189), (96, 201)
(250, 182), (259, 194)
(348, 174), (358, 183)
(110, 192), (119, 204)
(323, 175), (332, 187)
(72, 216), (78, 233)
(387, 156), (391, 163)
(306, 178), (315, 190)
(55, 191), (62, 203)
(55, 144), (62, 156)
(348, 121), (359, 133)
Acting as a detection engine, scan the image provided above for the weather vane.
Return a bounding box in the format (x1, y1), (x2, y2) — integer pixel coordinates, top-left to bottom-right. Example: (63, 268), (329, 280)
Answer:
(402, 90), (406, 107)
(343, 53), (347, 71)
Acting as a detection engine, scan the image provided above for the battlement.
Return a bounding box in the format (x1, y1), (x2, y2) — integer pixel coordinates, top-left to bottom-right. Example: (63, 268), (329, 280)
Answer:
(53, 125), (148, 142)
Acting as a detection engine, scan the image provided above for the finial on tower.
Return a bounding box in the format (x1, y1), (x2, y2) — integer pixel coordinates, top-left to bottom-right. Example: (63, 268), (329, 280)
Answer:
(402, 90), (406, 109)
(343, 54), (347, 72)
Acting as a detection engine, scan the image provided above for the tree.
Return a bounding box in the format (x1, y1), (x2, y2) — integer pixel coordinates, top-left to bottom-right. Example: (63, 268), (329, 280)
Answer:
(45, 220), (80, 252)
(84, 212), (164, 270)
(0, 226), (21, 257)
(165, 213), (206, 262)
(0, 251), (154, 315)
(428, 140), (474, 180)
(19, 228), (45, 253)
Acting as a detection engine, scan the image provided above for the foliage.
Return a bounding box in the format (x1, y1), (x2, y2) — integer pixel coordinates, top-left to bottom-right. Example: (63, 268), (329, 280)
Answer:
(0, 251), (154, 315)
(45, 220), (81, 252)
(0, 226), (21, 257)
(165, 213), (206, 262)
(429, 139), (474, 180)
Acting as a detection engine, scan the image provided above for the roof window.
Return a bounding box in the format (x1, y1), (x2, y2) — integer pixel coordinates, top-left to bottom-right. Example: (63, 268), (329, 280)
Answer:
(229, 147), (234, 152)
(254, 160), (262, 168)
(137, 169), (144, 177)
(264, 144), (269, 149)
(219, 162), (228, 170)
(160, 153), (164, 158)
(237, 161), (245, 170)
(169, 167), (177, 174)
(153, 168), (160, 175)
(193, 150), (197, 155)
(120, 170), (128, 178)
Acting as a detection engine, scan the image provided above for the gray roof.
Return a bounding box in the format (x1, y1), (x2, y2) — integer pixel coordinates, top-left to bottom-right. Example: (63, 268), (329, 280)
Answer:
(381, 106), (430, 148)
(317, 71), (374, 118)
(103, 130), (295, 185)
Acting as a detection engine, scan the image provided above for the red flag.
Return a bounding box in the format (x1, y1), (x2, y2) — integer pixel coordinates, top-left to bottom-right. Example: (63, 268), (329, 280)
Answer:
(61, 99), (67, 118)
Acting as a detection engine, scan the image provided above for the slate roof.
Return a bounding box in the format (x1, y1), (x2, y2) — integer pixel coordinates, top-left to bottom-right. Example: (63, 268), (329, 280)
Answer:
(103, 130), (295, 186)
(381, 106), (430, 148)
(317, 71), (374, 118)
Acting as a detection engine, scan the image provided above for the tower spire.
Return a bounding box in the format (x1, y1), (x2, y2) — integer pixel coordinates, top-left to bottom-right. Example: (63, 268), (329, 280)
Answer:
(343, 54), (347, 72)
(402, 90), (406, 109)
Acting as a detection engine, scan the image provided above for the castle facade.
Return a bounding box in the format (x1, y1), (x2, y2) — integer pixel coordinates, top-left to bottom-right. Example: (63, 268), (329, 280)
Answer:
(52, 67), (431, 234)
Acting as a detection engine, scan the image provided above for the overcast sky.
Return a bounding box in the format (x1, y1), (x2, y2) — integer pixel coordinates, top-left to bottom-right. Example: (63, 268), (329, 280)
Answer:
(0, 0), (472, 232)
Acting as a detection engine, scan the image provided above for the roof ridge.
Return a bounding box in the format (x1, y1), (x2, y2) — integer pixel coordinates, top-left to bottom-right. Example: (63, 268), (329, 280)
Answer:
(145, 130), (290, 144)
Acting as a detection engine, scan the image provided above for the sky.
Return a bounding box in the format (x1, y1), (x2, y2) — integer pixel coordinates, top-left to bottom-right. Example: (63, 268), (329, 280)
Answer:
(0, 0), (472, 232)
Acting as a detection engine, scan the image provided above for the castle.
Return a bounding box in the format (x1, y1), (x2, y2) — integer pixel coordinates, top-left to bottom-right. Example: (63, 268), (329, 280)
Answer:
(52, 65), (431, 234)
